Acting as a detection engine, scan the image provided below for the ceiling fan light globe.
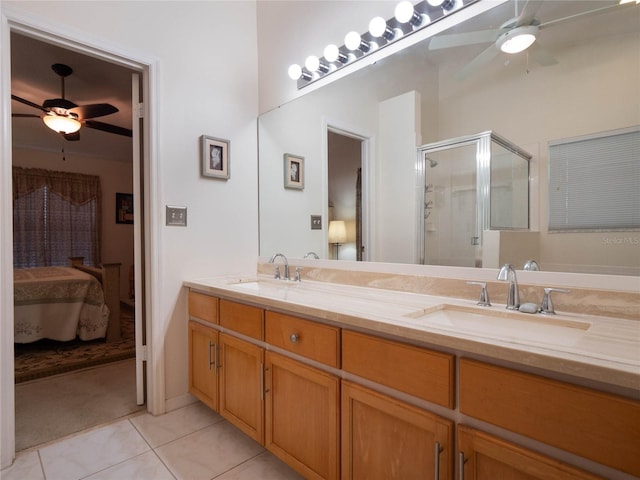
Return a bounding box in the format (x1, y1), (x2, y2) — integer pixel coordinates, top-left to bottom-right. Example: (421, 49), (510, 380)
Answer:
(498, 26), (538, 54)
(43, 114), (81, 134)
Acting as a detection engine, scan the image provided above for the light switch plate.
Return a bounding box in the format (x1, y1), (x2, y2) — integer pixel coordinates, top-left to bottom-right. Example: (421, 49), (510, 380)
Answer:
(311, 215), (322, 230)
(166, 205), (187, 226)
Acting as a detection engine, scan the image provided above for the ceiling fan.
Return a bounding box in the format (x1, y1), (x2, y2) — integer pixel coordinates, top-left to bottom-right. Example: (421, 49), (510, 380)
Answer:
(11, 63), (132, 141)
(428, 0), (630, 81)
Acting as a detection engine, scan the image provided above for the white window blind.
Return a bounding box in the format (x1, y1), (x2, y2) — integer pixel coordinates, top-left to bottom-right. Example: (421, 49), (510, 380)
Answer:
(548, 128), (640, 231)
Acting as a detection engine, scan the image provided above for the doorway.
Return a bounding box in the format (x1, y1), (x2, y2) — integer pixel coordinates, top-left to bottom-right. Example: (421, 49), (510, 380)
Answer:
(9, 32), (145, 451)
(327, 129), (367, 261)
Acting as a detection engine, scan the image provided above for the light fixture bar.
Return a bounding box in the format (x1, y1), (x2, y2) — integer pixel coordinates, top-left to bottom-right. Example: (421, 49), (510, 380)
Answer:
(292, 0), (474, 90)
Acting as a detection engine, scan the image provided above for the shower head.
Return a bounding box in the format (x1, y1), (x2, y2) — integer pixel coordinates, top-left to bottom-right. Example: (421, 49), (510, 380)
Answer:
(427, 157), (438, 168)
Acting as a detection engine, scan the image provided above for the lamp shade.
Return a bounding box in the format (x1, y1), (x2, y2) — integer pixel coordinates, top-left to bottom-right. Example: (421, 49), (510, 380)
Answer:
(43, 114), (81, 134)
(328, 220), (347, 244)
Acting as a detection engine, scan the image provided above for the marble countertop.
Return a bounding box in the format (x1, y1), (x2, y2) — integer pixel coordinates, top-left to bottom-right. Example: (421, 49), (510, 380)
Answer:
(184, 275), (640, 393)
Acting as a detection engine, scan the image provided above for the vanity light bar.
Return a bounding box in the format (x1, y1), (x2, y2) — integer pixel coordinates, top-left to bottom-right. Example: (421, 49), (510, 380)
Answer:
(288, 0), (468, 89)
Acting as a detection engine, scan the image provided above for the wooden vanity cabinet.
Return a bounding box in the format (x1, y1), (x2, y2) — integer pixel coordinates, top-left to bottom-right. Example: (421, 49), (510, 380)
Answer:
(342, 380), (453, 480)
(264, 351), (340, 480)
(459, 358), (640, 477)
(457, 425), (603, 480)
(219, 333), (264, 444)
(342, 329), (454, 408)
(188, 320), (219, 411)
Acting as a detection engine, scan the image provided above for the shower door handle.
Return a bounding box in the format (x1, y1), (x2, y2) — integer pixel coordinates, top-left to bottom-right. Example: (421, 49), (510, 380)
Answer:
(470, 236), (479, 245)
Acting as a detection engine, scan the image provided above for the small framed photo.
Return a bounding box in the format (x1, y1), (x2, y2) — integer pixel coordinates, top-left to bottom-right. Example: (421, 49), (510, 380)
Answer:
(116, 193), (134, 224)
(284, 153), (304, 190)
(201, 135), (230, 179)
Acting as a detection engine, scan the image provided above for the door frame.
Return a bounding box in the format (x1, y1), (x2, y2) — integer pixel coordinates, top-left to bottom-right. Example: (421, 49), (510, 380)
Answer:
(0, 8), (164, 469)
(323, 119), (374, 262)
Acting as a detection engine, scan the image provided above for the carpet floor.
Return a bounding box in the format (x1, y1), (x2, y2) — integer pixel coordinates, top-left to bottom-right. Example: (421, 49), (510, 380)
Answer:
(14, 303), (136, 384)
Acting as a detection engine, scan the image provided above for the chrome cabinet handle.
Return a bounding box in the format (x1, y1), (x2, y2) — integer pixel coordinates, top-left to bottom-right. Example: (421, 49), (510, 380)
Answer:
(208, 341), (214, 370)
(459, 452), (466, 480)
(214, 342), (219, 369)
(434, 442), (442, 479)
(260, 362), (265, 401)
(289, 333), (299, 343)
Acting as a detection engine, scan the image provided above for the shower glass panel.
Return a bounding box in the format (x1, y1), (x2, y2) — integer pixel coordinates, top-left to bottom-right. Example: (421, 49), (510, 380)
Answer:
(417, 131), (530, 268)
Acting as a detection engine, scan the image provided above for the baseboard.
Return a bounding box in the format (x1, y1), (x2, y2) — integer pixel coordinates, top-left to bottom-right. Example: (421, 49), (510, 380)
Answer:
(165, 393), (198, 413)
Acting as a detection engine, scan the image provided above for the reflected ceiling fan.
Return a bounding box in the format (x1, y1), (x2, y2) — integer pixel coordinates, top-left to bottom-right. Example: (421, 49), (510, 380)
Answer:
(11, 63), (132, 141)
(429, 0), (629, 80)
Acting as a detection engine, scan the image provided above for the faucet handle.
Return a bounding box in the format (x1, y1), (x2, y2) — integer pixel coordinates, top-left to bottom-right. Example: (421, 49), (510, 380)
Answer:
(273, 265), (281, 280)
(293, 267), (302, 282)
(467, 281), (491, 307)
(539, 287), (570, 315)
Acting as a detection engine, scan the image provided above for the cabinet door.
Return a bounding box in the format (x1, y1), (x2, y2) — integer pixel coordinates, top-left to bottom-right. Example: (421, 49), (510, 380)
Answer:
(342, 380), (453, 480)
(219, 333), (264, 444)
(188, 320), (218, 411)
(265, 351), (339, 480)
(457, 425), (603, 480)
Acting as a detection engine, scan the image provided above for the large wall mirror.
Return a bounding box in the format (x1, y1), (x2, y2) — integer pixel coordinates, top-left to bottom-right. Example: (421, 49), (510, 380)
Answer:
(258, 0), (640, 276)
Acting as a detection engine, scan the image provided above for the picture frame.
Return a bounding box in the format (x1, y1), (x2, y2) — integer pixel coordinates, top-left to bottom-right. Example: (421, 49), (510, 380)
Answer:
(201, 135), (230, 179)
(116, 193), (134, 224)
(284, 153), (304, 190)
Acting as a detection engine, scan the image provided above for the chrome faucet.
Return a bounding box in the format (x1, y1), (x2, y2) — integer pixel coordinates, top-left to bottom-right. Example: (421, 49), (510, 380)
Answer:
(303, 251), (319, 259)
(523, 259), (540, 271)
(269, 253), (289, 280)
(497, 264), (520, 310)
(539, 287), (570, 315)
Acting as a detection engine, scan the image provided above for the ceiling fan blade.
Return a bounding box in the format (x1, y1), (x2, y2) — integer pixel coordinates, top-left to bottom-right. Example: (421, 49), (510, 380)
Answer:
(11, 94), (46, 112)
(539, 3), (627, 30)
(515, 0), (544, 27)
(63, 131), (80, 142)
(429, 29), (500, 50)
(69, 103), (119, 120)
(12, 113), (40, 118)
(455, 43), (500, 81)
(85, 120), (132, 137)
(528, 42), (557, 66)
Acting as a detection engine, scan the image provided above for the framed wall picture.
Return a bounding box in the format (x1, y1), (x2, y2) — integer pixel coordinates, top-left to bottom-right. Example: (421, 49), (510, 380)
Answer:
(201, 135), (230, 179)
(116, 193), (134, 224)
(284, 153), (304, 190)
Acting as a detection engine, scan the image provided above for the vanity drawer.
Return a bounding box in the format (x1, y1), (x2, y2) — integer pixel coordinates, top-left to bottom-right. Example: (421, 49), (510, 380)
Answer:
(265, 311), (340, 368)
(342, 330), (454, 409)
(459, 358), (640, 477)
(220, 299), (264, 340)
(188, 290), (218, 325)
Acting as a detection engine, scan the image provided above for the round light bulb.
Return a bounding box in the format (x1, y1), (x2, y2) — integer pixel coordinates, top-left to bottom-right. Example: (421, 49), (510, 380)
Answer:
(42, 114), (81, 134)
(324, 44), (340, 62)
(394, 1), (415, 23)
(305, 55), (320, 72)
(345, 31), (362, 51)
(368, 17), (387, 38)
(427, 0), (444, 6)
(501, 33), (536, 53)
(287, 64), (302, 80)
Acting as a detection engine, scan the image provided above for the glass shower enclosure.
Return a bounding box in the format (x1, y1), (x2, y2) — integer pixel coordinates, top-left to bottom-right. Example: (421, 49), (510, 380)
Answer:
(417, 131), (531, 268)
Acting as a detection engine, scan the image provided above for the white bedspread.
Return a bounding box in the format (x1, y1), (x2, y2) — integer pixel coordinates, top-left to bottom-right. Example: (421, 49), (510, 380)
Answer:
(14, 266), (110, 343)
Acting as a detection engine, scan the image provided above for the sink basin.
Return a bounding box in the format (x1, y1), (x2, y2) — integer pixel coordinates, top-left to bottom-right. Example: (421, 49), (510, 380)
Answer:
(404, 304), (591, 347)
(227, 280), (261, 291)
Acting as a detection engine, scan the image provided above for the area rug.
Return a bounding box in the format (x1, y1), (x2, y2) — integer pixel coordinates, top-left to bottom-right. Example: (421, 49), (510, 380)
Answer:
(14, 303), (136, 383)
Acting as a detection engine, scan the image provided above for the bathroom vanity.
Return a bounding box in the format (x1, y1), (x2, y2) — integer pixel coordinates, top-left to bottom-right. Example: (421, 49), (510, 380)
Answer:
(184, 262), (639, 480)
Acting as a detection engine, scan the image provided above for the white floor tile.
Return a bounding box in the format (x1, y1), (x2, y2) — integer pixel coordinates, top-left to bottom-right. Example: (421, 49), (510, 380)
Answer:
(156, 420), (264, 480)
(84, 450), (175, 480)
(38, 419), (149, 480)
(131, 401), (222, 448)
(0, 450), (44, 480)
(216, 451), (304, 480)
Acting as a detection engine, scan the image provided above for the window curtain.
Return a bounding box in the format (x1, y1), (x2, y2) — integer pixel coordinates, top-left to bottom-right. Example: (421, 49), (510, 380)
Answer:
(13, 167), (102, 268)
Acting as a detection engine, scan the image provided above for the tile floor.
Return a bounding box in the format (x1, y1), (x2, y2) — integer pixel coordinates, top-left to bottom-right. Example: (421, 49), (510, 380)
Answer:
(1, 402), (304, 480)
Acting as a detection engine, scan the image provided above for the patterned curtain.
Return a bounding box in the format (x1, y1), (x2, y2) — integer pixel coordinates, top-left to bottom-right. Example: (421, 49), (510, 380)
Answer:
(13, 167), (102, 268)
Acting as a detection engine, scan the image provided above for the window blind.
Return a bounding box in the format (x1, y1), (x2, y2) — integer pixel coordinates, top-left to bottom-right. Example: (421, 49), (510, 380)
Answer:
(548, 129), (640, 231)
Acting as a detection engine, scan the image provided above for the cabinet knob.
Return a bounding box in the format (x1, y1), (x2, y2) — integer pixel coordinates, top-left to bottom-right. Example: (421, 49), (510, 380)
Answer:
(289, 333), (300, 343)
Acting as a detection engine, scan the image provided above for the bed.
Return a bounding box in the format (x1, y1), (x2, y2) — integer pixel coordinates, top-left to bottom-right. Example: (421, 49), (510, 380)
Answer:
(14, 259), (121, 344)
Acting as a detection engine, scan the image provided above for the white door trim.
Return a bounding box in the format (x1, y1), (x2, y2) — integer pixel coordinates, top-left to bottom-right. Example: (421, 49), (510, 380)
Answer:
(0, 7), (164, 469)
